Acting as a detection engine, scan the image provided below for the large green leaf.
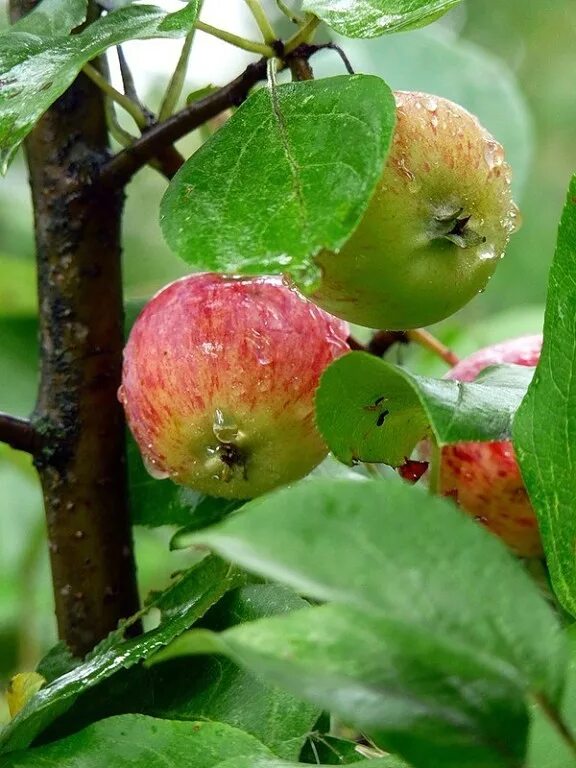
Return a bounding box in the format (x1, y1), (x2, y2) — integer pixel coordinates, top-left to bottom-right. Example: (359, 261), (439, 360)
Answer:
(514, 175), (576, 618)
(0, 716), (274, 767)
(0, 556), (240, 753)
(0, 1), (201, 172)
(149, 585), (320, 761)
(316, 352), (534, 466)
(176, 478), (566, 768)
(160, 75), (395, 288)
(302, 0), (462, 38)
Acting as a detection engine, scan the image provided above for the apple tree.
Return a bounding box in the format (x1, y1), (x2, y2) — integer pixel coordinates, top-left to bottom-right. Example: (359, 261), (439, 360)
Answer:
(0, 1), (575, 767)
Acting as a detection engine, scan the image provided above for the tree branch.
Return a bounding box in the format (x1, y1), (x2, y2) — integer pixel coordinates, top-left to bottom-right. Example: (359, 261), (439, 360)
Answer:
(0, 413), (37, 454)
(100, 57), (269, 187)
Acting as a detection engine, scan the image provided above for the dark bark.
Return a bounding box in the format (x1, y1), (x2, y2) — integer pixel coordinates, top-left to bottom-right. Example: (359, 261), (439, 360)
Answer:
(11, 3), (140, 656)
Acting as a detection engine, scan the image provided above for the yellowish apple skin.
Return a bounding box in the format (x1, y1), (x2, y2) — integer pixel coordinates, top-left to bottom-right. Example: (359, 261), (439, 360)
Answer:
(313, 91), (519, 330)
(119, 274), (349, 499)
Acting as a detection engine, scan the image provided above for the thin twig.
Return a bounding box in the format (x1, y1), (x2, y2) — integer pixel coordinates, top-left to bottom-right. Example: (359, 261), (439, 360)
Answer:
(405, 328), (460, 366)
(100, 57), (270, 187)
(116, 46), (140, 105)
(0, 412), (37, 454)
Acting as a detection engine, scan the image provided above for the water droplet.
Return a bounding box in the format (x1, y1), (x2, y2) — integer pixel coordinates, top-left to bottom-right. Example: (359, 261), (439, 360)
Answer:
(483, 140), (504, 170)
(143, 455), (170, 480)
(425, 97), (438, 112)
(213, 408), (240, 444)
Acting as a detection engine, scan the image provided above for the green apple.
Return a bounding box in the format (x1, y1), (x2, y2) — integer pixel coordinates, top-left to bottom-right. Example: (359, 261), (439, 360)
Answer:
(312, 91), (519, 330)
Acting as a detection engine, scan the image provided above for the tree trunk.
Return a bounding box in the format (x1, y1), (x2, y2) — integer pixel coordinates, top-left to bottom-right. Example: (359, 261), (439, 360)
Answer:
(11, 1), (140, 657)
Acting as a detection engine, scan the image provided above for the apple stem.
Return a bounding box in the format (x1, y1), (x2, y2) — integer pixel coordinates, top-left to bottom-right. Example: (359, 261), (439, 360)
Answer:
(405, 329), (460, 367)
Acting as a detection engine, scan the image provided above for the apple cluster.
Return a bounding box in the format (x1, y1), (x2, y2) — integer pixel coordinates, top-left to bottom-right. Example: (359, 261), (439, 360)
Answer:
(121, 89), (534, 554)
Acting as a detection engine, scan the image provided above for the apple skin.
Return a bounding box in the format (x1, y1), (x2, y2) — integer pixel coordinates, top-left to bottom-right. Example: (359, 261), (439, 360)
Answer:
(312, 91), (519, 330)
(438, 334), (542, 557)
(119, 274), (349, 499)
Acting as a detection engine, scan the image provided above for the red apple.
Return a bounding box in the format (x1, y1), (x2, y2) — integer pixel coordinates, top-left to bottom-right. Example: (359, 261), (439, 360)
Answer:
(312, 91), (520, 330)
(119, 274), (349, 499)
(438, 334), (542, 557)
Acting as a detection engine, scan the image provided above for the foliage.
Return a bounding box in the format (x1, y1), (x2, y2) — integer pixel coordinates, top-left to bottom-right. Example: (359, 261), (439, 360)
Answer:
(1, 0), (576, 767)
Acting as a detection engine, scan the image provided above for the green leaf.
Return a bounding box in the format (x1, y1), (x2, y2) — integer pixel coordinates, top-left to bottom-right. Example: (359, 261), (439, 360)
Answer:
(0, 555), (240, 753)
(316, 352), (534, 466)
(0, 716), (275, 767)
(0, 1), (201, 172)
(514, 175), (576, 618)
(185, 478), (566, 768)
(149, 585), (320, 761)
(302, 0), (462, 38)
(160, 75), (395, 288)
(8, 0), (86, 36)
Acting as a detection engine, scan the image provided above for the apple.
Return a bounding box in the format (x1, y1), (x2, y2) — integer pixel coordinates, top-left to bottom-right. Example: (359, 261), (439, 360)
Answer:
(119, 273), (349, 499)
(437, 334), (542, 557)
(312, 91), (519, 330)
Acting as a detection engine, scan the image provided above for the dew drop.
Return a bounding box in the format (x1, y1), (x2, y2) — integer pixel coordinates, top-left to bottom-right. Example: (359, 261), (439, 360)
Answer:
(425, 97), (438, 112)
(213, 408), (240, 443)
(143, 455), (170, 480)
(483, 140), (504, 170)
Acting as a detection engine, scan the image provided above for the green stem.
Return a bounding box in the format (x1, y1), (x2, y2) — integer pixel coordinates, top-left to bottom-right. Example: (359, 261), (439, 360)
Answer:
(243, 0), (277, 43)
(83, 63), (147, 130)
(284, 13), (321, 54)
(405, 328), (460, 367)
(159, 24), (198, 121)
(195, 19), (274, 56)
(105, 99), (137, 148)
(275, 0), (305, 24)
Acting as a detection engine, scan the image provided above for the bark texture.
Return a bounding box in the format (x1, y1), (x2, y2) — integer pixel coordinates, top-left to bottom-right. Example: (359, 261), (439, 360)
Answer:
(11, 1), (140, 657)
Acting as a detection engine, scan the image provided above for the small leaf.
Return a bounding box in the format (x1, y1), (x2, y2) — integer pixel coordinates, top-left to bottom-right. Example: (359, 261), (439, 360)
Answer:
(6, 673), (45, 719)
(0, 555), (241, 753)
(160, 75), (395, 288)
(302, 0), (462, 38)
(0, 716), (275, 767)
(514, 174), (576, 618)
(316, 352), (534, 466)
(0, 1), (201, 172)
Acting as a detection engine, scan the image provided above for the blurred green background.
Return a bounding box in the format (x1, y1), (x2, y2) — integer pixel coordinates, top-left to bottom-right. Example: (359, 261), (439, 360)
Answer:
(0, 0), (574, 722)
